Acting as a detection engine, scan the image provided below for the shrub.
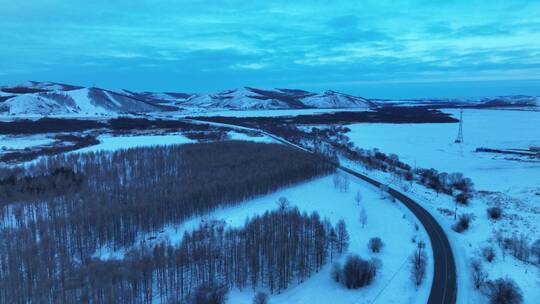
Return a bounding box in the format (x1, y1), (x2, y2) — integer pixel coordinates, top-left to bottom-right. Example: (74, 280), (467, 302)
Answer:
(510, 234), (530, 262)
(482, 246), (496, 263)
(487, 207), (502, 220)
(487, 278), (523, 304)
(341, 255), (380, 289)
(252, 291), (269, 304)
(368, 237), (384, 253)
(471, 259), (488, 289)
(455, 192), (472, 205)
(452, 214), (472, 233)
(410, 244), (428, 286)
(191, 284), (228, 304)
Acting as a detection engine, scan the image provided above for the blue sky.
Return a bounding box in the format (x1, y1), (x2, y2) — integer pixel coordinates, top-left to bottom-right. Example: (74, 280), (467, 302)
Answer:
(1, 0), (540, 98)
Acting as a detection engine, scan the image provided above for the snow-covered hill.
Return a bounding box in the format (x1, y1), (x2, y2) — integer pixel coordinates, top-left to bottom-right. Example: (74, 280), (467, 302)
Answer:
(182, 87), (309, 110)
(301, 90), (376, 109)
(2, 81), (536, 117)
(179, 87), (376, 110)
(0, 85), (165, 117)
(0, 82), (375, 116)
(375, 95), (540, 108)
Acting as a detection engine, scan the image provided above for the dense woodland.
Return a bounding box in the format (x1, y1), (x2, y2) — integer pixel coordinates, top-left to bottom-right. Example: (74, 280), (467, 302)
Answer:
(0, 141), (335, 303)
(0, 117), (226, 135)
(192, 107), (458, 126)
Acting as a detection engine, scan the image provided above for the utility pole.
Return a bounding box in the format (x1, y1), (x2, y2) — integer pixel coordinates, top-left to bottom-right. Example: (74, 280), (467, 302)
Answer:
(454, 108), (464, 143)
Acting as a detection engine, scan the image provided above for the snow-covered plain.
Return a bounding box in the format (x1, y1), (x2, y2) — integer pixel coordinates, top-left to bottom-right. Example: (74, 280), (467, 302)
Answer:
(345, 109), (540, 303)
(0, 135), (54, 150)
(98, 174), (433, 304)
(166, 107), (367, 118)
(73, 131), (275, 154)
(227, 131), (275, 143)
(347, 109), (540, 192)
(74, 134), (195, 153)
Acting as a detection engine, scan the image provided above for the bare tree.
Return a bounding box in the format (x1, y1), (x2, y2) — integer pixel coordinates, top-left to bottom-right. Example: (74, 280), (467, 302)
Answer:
(354, 191), (362, 206)
(471, 258), (488, 289)
(336, 220), (349, 254)
(277, 197), (290, 211)
(410, 242), (427, 287)
(333, 173), (350, 192)
(359, 208), (367, 228)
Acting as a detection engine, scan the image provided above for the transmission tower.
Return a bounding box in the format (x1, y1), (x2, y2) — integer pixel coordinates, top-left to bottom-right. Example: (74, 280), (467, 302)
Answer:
(454, 108), (464, 143)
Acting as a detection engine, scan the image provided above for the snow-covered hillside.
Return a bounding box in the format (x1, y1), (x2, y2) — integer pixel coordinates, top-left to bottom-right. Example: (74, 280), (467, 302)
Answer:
(0, 83), (166, 117)
(181, 87), (308, 110)
(375, 95), (540, 108)
(181, 87), (375, 110)
(301, 90), (376, 109)
(0, 82), (376, 117)
(2, 81), (537, 118)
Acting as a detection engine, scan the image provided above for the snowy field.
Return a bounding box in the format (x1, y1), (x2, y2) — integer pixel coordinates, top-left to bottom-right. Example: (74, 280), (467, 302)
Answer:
(347, 109), (540, 192)
(163, 107), (367, 118)
(74, 134), (195, 153)
(74, 131), (274, 153)
(97, 174), (433, 304)
(345, 109), (540, 303)
(0, 134), (54, 150)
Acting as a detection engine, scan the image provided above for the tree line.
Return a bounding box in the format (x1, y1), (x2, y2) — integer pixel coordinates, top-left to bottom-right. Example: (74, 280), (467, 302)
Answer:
(229, 123), (475, 205)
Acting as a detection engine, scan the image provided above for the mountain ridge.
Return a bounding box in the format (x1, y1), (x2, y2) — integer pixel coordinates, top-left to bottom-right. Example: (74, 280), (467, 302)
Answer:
(0, 82), (375, 116)
(0, 81), (537, 117)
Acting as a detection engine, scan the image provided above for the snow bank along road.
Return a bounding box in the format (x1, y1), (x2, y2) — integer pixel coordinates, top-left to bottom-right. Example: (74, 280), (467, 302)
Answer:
(185, 118), (457, 304)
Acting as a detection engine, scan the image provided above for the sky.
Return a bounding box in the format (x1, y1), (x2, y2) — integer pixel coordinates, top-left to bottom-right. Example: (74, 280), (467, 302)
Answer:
(1, 0), (540, 98)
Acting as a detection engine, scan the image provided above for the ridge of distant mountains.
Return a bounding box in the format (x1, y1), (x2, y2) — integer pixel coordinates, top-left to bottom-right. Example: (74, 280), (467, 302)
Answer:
(0, 81), (537, 117)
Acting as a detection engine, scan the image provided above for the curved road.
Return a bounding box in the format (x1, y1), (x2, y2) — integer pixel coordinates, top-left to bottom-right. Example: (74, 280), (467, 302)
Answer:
(186, 118), (457, 304)
(339, 167), (457, 304)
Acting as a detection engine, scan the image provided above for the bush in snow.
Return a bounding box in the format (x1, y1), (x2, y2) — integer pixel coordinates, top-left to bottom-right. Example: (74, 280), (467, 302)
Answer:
(410, 242), (428, 287)
(336, 255), (380, 289)
(510, 234), (530, 262)
(252, 291), (269, 304)
(190, 283), (228, 304)
(487, 206), (502, 220)
(368, 237), (384, 253)
(452, 213), (473, 233)
(454, 191), (472, 205)
(471, 258), (488, 289)
(487, 278), (523, 304)
(482, 246), (496, 263)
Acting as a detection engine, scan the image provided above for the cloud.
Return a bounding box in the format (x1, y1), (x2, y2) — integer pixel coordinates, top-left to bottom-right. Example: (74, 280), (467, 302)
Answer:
(231, 63), (268, 70)
(1, 0), (540, 97)
(327, 15), (359, 28)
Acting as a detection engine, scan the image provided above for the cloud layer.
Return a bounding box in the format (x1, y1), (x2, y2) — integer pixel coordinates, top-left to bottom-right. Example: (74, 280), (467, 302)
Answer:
(1, 0), (539, 97)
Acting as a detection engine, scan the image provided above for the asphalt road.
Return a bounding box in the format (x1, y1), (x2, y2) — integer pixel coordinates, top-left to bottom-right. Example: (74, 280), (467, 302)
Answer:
(340, 167), (457, 304)
(186, 118), (457, 304)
